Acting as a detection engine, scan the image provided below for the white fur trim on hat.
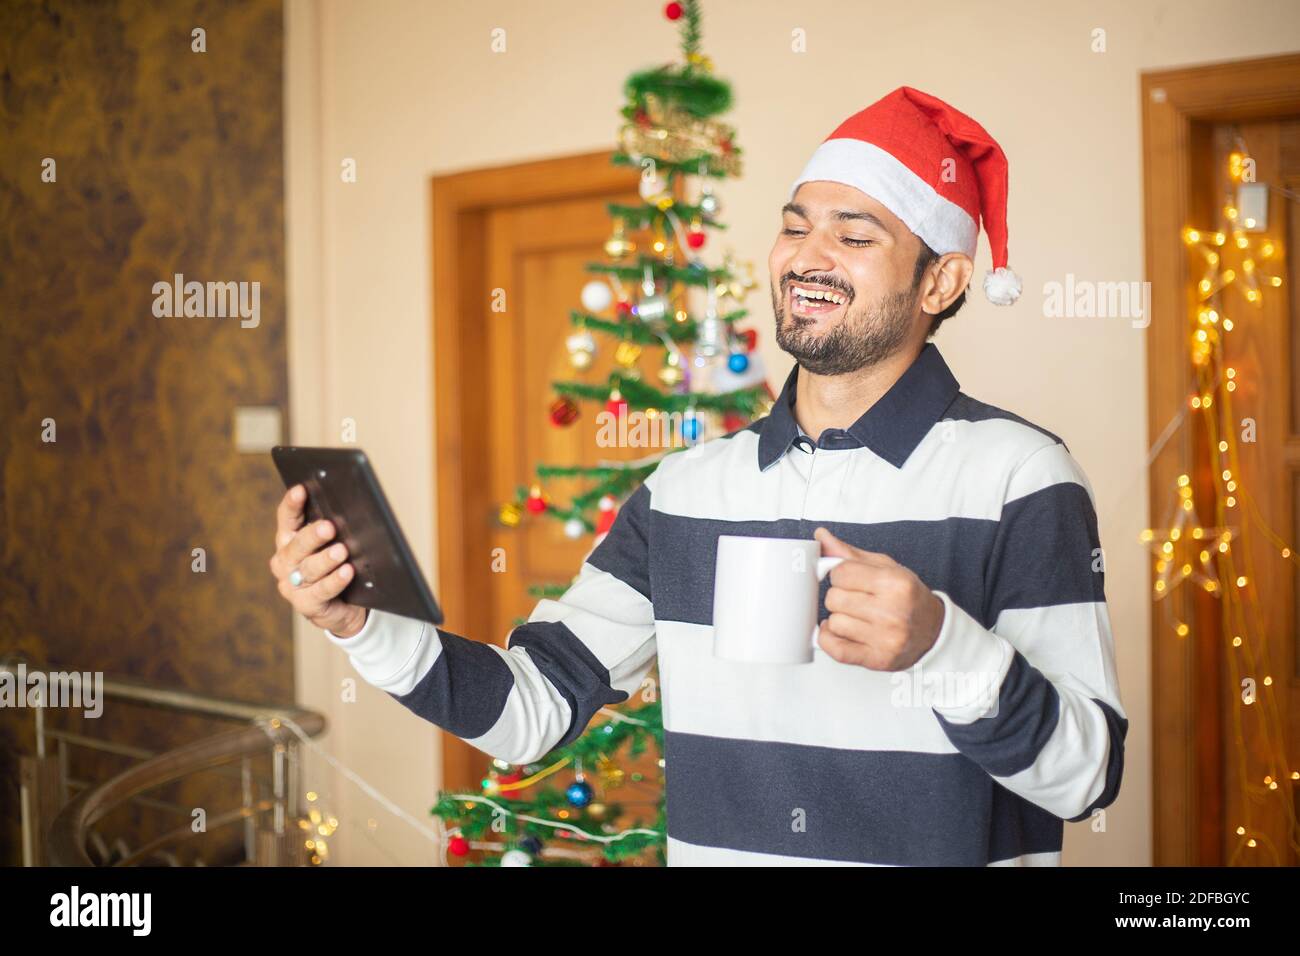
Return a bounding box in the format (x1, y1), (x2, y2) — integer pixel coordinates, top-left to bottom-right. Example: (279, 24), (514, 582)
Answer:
(983, 266), (1022, 306)
(790, 138), (978, 258)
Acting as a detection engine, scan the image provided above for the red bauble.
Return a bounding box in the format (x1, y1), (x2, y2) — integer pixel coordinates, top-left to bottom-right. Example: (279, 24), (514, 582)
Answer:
(723, 411), (745, 433)
(549, 396), (579, 427)
(615, 300), (633, 318)
(526, 493), (547, 514)
(498, 771), (523, 787)
(740, 328), (758, 352)
(605, 390), (628, 417)
(664, 2), (683, 20)
(448, 835), (470, 857)
(686, 230), (706, 249)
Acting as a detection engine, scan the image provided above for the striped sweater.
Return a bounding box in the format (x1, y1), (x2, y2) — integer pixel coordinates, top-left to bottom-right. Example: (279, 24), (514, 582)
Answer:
(326, 341), (1127, 866)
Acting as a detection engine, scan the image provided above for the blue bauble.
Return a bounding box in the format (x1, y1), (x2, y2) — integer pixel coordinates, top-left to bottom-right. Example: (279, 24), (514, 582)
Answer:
(520, 835), (543, 855)
(680, 416), (700, 442)
(565, 780), (594, 808)
(727, 351), (749, 373)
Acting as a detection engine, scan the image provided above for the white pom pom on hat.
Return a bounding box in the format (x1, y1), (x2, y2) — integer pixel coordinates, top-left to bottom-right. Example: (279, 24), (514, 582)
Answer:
(789, 86), (1021, 306)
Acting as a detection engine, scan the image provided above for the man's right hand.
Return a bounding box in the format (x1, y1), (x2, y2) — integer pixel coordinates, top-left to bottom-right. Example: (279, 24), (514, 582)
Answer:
(269, 484), (369, 638)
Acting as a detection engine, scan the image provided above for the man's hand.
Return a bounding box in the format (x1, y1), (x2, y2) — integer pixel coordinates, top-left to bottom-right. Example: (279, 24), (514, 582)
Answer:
(813, 527), (945, 671)
(269, 484), (369, 638)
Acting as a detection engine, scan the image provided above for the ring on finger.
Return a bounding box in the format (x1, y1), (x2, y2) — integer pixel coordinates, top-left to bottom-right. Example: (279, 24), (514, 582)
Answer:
(289, 569), (304, 587)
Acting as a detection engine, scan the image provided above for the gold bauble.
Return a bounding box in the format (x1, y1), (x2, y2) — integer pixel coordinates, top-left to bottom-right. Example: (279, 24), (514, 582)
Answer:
(614, 340), (643, 368)
(569, 348), (593, 370)
(498, 502), (522, 527)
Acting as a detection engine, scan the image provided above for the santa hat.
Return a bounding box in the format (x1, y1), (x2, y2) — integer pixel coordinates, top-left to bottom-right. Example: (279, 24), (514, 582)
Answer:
(790, 86), (1021, 306)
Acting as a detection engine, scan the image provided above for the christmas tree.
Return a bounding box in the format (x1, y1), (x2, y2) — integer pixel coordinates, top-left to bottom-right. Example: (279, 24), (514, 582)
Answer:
(431, 0), (773, 866)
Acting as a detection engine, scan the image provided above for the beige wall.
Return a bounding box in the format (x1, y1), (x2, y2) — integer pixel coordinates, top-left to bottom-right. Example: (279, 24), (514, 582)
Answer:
(285, 0), (1300, 866)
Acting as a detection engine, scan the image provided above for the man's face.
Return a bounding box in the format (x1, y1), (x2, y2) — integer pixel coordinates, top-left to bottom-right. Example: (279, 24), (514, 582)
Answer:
(769, 180), (926, 375)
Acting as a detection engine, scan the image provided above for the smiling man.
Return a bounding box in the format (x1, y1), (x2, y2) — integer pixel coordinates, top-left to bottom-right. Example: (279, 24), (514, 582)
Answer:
(271, 86), (1126, 866)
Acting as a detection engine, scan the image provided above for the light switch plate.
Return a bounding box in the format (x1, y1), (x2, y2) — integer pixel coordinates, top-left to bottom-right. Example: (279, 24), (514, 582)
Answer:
(234, 406), (283, 453)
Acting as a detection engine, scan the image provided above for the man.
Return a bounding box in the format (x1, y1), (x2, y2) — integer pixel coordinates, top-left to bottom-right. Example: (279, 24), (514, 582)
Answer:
(270, 86), (1126, 866)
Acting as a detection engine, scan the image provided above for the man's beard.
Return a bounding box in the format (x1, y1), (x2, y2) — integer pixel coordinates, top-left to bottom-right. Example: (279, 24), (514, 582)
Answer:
(772, 281), (918, 376)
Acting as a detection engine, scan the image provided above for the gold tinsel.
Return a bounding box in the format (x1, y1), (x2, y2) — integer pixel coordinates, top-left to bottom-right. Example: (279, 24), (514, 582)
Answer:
(618, 93), (742, 176)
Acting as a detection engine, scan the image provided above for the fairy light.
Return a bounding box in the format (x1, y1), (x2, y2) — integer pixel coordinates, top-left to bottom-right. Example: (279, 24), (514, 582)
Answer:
(1153, 142), (1300, 864)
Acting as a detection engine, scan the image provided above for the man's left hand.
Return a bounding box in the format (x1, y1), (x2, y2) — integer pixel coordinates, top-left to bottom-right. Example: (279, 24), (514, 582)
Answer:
(813, 527), (945, 671)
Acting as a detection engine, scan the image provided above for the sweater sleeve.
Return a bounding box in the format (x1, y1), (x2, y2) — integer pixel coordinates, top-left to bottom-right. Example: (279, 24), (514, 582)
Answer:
(905, 441), (1127, 822)
(323, 479), (659, 765)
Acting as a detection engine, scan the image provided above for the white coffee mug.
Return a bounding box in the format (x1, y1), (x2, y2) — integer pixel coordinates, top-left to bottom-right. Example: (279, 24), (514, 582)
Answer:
(712, 535), (845, 665)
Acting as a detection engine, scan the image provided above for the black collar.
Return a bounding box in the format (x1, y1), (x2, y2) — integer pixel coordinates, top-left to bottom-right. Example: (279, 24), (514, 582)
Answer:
(756, 342), (961, 471)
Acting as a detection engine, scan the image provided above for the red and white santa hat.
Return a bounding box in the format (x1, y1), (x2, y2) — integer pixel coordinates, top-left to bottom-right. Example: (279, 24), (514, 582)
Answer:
(790, 86), (1021, 305)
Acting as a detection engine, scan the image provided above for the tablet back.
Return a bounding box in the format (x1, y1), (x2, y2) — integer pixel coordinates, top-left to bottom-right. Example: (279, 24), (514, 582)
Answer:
(271, 446), (444, 625)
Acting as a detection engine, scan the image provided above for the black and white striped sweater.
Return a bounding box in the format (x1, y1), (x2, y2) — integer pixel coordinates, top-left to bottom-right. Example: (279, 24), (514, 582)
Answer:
(326, 342), (1127, 866)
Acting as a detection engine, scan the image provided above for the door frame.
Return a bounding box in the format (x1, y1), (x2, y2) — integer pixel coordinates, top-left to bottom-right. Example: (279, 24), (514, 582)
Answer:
(1141, 52), (1300, 866)
(430, 151), (640, 792)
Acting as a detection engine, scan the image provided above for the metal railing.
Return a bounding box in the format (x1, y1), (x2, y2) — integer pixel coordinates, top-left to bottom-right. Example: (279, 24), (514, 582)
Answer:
(3, 654), (327, 867)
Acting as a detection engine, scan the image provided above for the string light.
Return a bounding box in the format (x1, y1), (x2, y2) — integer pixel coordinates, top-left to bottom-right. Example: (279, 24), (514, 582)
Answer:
(1142, 138), (1299, 865)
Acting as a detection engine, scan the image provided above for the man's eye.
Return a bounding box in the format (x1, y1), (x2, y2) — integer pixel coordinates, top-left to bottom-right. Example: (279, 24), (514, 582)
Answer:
(781, 227), (806, 237)
(842, 238), (874, 247)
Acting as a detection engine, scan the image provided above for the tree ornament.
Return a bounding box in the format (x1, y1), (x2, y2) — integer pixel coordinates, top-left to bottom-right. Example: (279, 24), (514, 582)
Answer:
(639, 172), (667, 203)
(498, 501), (522, 527)
(681, 408), (701, 443)
(739, 327), (758, 352)
(695, 313), (721, 357)
(615, 299), (633, 319)
(596, 495), (617, 535)
(686, 228), (706, 249)
(604, 221), (634, 260)
(563, 517), (585, 539)
(699, 189), (720, 216)
(519, 835), (543, 855)
(447, 835), (470, 857)
(525, 485), (547, 514)
(581, 279), (613, 313)
(664, 1), (683, 20)
(549, 395), (579, 427)
(605, 387), (628, 417)
(501, 849), (532, 867)
(565, 780), (594, 807)
(566, 329), (596, 369)
(614, 339), (643, 368)
(727, 350), (749, 373)
(658, 350), (684, 387)
(635, 294), (669, 323)
(723, 411), (746, 433)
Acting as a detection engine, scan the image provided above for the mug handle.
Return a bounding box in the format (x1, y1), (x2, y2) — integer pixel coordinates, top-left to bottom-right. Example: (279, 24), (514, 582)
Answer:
(810, 556), (845, 648)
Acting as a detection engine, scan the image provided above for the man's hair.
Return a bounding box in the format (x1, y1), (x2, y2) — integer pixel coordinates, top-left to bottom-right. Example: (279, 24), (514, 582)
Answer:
(912, 241), (967, 338)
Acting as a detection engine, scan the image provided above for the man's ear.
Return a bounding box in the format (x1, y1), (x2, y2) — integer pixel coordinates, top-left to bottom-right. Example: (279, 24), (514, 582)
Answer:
(919, 252), (974, 315)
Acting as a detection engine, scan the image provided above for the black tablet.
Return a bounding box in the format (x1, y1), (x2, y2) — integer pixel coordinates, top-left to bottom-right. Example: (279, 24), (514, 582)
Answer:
(271, 446), (444, 625)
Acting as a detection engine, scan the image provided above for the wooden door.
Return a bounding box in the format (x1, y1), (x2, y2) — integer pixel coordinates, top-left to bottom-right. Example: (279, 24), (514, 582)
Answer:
(484, 196), (664, 635)
(432, 152), (659, 796)
(1142, 55), (1300, 866)
(1203, 118), (1300, 865)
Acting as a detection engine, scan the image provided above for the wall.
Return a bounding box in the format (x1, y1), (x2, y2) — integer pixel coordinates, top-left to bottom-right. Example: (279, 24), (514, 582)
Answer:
(0, 0), (289, 864)
(284, 0), (1300, 865)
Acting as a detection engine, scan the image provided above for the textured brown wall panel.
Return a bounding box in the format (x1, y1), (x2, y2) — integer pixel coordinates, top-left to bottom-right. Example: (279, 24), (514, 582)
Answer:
(0, 0), (291, 865)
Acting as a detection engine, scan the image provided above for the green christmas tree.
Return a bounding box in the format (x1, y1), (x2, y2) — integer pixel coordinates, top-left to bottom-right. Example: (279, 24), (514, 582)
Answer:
(432, 0), (772, 867)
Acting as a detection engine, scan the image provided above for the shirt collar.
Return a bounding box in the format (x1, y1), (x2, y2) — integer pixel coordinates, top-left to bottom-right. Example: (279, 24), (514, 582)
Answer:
(757, 342), (961, 471)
